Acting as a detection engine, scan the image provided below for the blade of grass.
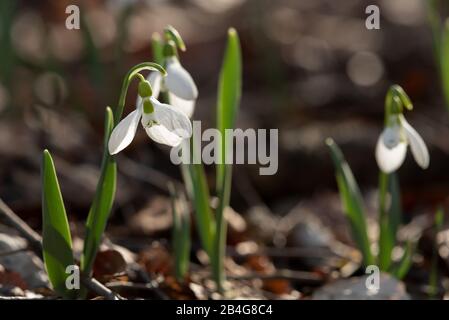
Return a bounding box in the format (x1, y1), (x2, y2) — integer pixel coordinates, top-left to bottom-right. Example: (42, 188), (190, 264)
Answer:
(81, 107), (116, 277)
(42, 150), (75, 298)
(326, 138), (374, 266)
(214, 28), (242, 292)
(168, 183), (191, 282)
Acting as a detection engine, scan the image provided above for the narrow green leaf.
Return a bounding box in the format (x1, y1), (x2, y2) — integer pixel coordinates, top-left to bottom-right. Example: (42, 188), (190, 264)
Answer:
(169, 183), (191, 282)
(42, 150), (75, 298)
(186, 161), (215, 256)
(81, 107), (117, 277)
(326, 138), (374, 266)
(214, 28), (242, 291)
(390, 241), (415, 280)
(216, 28), (242, 195)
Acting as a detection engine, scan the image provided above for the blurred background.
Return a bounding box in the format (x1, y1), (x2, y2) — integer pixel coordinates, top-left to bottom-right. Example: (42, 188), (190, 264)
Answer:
(0, 0), (447, 250)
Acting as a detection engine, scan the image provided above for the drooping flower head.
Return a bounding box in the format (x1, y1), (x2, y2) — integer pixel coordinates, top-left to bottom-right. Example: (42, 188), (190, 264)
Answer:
(108, 76), (192, 155)
(375, 86), (429, 173)
(137, 28), (198, 119)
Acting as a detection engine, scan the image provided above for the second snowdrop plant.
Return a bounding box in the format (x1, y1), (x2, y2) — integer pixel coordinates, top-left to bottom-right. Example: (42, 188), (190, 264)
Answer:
(327, 85), (427, 278)
(140, 26), (198, 118)
(143, 27), (242, 292)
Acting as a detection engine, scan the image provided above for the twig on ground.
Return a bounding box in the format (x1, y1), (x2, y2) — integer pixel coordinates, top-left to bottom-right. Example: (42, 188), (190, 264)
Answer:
(0, 198), (43, 254)
(105, 280), (169, 300)
(0, 197), (122, 300)
(131, 265), (170, 300)
(82, 276), (123, 300)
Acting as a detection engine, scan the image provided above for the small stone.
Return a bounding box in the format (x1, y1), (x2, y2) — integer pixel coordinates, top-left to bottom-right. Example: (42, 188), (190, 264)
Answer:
(0, 231), (49, 289)
(312, 273), (410, 300)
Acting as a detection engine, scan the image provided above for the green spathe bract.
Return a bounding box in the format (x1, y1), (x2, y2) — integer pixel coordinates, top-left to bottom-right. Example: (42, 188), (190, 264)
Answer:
(42, 150), (76, 299)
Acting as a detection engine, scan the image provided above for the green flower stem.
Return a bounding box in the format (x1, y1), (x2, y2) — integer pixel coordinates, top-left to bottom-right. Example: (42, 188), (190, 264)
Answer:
(114, 62), (166, 124)
(213, 172), (231, 293)
(80, 62), (165, 296)
(378, 171), (393, 270)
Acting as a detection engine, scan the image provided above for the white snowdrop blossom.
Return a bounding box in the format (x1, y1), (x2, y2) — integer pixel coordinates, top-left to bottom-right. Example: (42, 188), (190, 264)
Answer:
(108, 95), (192, 155)
(137, 57), (198, 118)
(375, 114), (429, 173)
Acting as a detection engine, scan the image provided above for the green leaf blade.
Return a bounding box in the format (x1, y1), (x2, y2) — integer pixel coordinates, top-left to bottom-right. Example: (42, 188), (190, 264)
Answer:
(185, 162), (215, 256)
(326, 138), (374, 266)
(214, 28), (242, 292)
(390, 241), (415, 280)
(216, 28), (242, 194)
(81, 107), (117, 277)
(42, 150), (75, 298)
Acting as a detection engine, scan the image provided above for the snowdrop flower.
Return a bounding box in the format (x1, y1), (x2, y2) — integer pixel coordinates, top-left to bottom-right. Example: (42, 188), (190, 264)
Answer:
(375, 114), (429, 173)
(108, 79), (192, 155)
(137, 42), (198, 118)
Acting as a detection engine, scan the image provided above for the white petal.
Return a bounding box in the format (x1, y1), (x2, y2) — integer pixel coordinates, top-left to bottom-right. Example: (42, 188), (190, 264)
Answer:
(141, 97), (192, 147)
(400, 117), (430, 169)
(136, 72), (162, 108)
(108, 108), (142, 155)
(168, 91), (195, 118)
(375, 132), (407, 173)
(165, 58), (198, 100)
(145, 125), (185, 147)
